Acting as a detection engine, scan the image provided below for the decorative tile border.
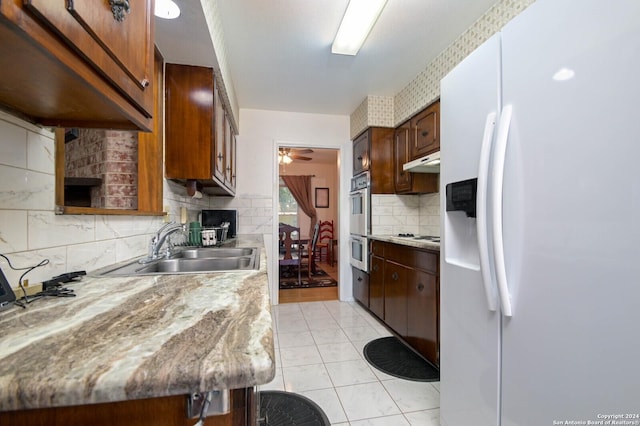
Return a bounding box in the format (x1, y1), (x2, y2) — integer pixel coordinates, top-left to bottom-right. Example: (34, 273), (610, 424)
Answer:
(350, 0), (536, 137)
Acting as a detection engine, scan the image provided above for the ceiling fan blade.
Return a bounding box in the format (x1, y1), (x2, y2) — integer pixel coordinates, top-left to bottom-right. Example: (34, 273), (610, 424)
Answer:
(290, 154), (312, 161)
(292, 148), (314, 154)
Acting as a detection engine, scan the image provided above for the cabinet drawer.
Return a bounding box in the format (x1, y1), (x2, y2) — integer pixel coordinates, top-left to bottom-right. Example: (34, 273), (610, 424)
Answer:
(352, 266), (370, 307)
(371, 240), (385, 256)
(386, 244), (438, 273)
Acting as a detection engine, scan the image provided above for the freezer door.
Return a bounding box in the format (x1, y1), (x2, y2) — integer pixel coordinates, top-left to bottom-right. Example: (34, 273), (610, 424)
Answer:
(440, 34), (501, 426)
(499, 0), (640, 424)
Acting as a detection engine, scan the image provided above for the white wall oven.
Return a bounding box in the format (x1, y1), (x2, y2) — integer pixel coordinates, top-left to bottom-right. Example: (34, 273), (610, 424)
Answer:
(349, 172), (370, 237)
(349, 172), (370, 272)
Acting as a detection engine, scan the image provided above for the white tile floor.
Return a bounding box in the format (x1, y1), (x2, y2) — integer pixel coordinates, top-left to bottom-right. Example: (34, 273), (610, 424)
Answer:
(261, 300), (441, 425)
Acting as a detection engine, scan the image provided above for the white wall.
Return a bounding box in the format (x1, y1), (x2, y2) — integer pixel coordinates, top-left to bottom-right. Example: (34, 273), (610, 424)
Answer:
(235, 109), (351, 303)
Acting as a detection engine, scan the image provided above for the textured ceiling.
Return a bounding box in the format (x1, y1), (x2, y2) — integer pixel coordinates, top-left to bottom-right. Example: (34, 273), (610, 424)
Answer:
(155, 0), (498, 116)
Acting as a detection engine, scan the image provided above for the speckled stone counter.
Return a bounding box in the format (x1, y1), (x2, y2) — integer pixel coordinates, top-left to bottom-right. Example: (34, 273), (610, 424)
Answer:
(369, 235), (441, 251)
(0, 235), (275, 412)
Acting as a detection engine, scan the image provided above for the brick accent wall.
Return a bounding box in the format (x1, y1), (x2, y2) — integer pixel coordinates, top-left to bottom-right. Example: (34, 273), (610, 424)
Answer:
(65, 129), (138, 209)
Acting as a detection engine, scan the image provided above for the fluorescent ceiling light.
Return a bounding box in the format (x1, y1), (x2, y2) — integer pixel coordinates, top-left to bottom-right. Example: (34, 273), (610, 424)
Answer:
(155, 0), (180, 20)
(331, 0), (388, 56)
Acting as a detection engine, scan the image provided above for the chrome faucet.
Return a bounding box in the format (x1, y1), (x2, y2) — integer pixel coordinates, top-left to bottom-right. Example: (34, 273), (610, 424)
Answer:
(141, 222), (185, 263)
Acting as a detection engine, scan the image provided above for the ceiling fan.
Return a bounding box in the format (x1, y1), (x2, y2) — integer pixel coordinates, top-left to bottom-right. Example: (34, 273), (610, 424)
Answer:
(279, 148), (313, 164)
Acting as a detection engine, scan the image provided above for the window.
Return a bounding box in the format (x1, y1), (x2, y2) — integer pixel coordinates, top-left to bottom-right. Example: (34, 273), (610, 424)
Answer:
(279, 178), (298, 226)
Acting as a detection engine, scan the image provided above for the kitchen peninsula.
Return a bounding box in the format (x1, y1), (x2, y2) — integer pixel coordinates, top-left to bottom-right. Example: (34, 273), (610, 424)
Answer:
(0, 235), (274, 425)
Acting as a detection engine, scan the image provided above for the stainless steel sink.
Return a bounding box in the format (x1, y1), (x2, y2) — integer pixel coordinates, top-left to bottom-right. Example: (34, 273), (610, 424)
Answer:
(176, 247), (257, 259)
(138, 257), (253, 273)
(97, 247), (260, 276)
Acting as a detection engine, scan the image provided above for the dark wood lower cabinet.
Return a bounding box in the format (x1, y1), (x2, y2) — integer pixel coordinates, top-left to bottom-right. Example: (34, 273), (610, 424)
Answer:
(369, 255), (385, 319)
(0, 387), (256, 426)
(407, 269), (439, 365)
(384, 261), (409, 337)
(366, 240), (440, 366)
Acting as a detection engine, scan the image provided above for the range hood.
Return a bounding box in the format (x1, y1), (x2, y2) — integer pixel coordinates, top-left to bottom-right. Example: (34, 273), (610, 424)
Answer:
(403, 151), (440, 173)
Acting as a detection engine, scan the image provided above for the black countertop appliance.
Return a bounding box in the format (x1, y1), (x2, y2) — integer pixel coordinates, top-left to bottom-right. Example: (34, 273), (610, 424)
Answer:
(201, 209), (237, 237)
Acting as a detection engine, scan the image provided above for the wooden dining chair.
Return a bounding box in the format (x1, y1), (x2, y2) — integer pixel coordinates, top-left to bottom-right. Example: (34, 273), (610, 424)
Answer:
(300, 222), (321, 280)
(315, 220), (334, 266)
(279, 223), (301, 284)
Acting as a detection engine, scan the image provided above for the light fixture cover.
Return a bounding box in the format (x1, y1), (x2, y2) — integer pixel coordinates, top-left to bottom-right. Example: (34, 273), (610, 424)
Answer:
(331, 0), (388, 56)
(279, 150), (294, 164)
(155, 0), (181, 19)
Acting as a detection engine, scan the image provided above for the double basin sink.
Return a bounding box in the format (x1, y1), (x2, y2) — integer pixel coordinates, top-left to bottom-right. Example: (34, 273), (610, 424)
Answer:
(98, 247), (260, 276)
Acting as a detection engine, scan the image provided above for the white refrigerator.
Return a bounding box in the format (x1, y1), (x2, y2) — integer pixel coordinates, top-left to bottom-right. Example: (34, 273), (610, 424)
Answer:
(440, 0), (640, 425)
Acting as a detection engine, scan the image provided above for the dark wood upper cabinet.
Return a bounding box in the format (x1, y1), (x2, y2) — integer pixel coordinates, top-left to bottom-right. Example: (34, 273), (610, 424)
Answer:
(214, 87), (226, 182)
(165, 64), (235, 196)
(355, 102), (439, 195)
(352, 127), (394, 194)
(394, 120), (438, 194)
(394, 121), (412, 193)
(410, 100), (440, 160)
(353, 130), (370, 175)
(0, 0), (154, 131)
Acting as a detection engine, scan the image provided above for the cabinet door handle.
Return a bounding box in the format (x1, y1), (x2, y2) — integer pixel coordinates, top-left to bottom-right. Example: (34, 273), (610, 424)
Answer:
(357, 277), (363, 282)
(140, 78), (150, 88)
(417, 283), (425, 291)
(357, 156), (363, 161)
(372, 264), (378, 272)
(421, 130), (429, 137)
(218, 153), (223, 161)
(391, 272), (399, 281)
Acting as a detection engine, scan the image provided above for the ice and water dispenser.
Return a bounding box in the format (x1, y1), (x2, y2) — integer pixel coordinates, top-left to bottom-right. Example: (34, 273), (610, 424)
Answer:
(444, 178), (481, 270)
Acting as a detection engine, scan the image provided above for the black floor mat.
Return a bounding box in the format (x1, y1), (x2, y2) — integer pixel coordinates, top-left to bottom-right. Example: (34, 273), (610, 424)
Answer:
(259, 391), (330, 425)
(363, 336), (440, 382)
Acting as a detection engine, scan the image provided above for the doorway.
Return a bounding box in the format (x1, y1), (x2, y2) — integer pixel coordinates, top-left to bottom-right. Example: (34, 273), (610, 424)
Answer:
(277, 146), (340, 303)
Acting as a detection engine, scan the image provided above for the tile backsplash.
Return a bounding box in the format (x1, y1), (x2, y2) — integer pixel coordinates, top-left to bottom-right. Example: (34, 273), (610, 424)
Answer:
(0, 112), (160, 286)
(209, 195), (273, 236)
(0, 111), (215, 288)
(371, 193), (440, 237)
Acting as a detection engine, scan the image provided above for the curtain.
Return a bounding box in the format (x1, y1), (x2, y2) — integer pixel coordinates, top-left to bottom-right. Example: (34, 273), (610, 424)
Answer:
(282, 175), (317, 239)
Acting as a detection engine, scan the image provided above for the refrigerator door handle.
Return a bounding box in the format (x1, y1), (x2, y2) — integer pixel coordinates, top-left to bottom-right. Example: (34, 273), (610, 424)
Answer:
(476, 111), (498, 312)
(492, 105), (514, 317)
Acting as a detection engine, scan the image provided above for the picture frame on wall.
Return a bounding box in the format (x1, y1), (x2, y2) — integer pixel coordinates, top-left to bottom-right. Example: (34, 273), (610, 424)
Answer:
(315, 187), (329, 208)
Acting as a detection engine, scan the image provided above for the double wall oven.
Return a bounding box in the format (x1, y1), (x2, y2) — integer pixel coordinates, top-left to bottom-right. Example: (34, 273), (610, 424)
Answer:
(349, 172), (370, 272)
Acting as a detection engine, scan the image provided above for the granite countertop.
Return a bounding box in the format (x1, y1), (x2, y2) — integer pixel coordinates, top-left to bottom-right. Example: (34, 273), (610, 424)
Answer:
(0, 235), (275, 412)
(369, 234), (441, 251)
